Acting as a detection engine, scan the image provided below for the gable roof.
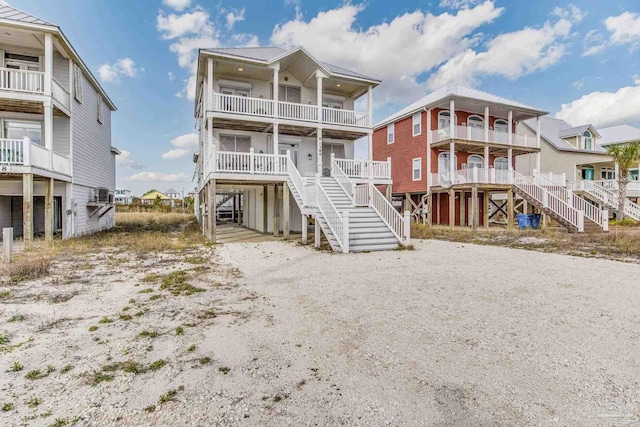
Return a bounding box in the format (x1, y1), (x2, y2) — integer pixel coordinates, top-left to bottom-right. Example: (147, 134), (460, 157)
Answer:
(164, 188), (179, 194)
(141, 190), (170, 200)
(557, 124), (600, 139)
(597, 124), (640, 146)
(201, 46), (380, 83)
(0, 1), (116, 111)
(522, 117), (607, 154)
(375, 83), (547, 129)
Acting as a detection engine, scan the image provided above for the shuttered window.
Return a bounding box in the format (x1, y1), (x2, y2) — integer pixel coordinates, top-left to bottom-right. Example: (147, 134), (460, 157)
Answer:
(97, 95), (104, 123)
(73, 64), (83, 103)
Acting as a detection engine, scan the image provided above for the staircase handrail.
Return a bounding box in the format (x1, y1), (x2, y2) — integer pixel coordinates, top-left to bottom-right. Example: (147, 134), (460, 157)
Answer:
(357, 183), (409, 245)
(513, 170), (584, 232)
(331, 156), (355, 203)
(286, 155), (306, 206)
(316, 181), (349, 253)
(535, 172), (606, 230)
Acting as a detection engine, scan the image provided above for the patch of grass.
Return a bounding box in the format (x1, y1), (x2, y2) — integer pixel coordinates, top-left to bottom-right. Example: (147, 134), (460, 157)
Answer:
(60, 365), (73, 374)
(139, 330), (158, 338)
(47, 416), (83, 427)
(119, 314), (132, 321)
(25, 370), (43, 380)
(134, 310), (147, 317)
(9, 361), (23, 371)
(158, 389), (178, 405)
(8, 314), (25, 322)
(2, 254), (51, 284)
(175, 326), (184, 336)
(148, 294), (162, 301)
(1, 402), (13, 411)
(141, 273), (161, 283)
(88, 372), (114, 386)
(102, 360), (145, 374)
(77, 262), (92, 270)
(89, 326), (98, 332)
(144, 405), (156, 413)
(0, 290), (9, 299)
(186, 344), (196, 352)
(196, 309), (217, 320)
(0, 334), (9, 345)
(160, 270), (205, 296)
(122, 306), (131, 312)
(199, 357), (211, 365)
(98, 317), (113, 324)
(218, 366), (230, 374)
(149, 359), (165, 371)
(138, 288), (154, 294)
(128, 298), (136, 304)
(27, 397), (42, 408)
(393, 244), (415, 251)
(184, 255), (207, 264)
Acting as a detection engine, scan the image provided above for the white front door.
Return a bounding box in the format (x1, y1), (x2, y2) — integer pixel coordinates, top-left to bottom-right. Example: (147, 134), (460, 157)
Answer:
(279, 143), (298, 167)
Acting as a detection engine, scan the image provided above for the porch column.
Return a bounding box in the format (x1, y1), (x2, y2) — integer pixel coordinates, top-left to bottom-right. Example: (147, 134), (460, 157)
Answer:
(426, 193), (433, 226)
(207, 118), (213, 149)
(615, 162), (619, 180)
(385, 184), (392, 201)
(316, 70), (324, 124)
(508, 110), (513, 145)
(507, 188), (514, 230)
(471, 185), (478, 231)
(44, 178), (54, 243)
(207, 57), (214, 110)
(448, 189), (455, 229)
(23, 173), (33, 245)
(283, 182), (290, 239)
(301, 215), (308, 244)
(483, 191), (490, 229)
(426, 109), (432, 191)
(508, 148), (513, 171)
(484, 106), (489, 142)
(484, 145), (490, 176)
(314, 216), (321, 247)
(273, 122), (279, 155)
(272, 62), (280, 118)
(449, 99), (455, 137)
(273, 184), (279, 237)
(449, 141), (455, 183)
(460, 191), (466, 227)
(44, 100), (53, 169)
(536, 116), (541, 172)
(207, 180), (216, 242)
(44, 33), (53, 96)
(316, 128), (323, 176)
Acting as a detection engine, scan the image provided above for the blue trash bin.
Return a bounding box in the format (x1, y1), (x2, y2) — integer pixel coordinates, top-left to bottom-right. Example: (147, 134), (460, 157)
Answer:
(530, 214), (542, 229)
(516, 214), (531, 230)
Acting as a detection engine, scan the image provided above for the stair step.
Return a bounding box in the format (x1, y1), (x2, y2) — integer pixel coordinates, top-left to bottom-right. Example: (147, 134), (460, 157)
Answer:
(350, 243), (400, 252)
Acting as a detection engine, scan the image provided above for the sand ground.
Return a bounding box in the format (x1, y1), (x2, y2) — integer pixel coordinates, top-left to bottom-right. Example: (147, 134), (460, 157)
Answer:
(1, 239), (640, 426)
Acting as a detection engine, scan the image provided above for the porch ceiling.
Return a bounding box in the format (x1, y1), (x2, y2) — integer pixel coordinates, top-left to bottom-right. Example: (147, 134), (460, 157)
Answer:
(431, 97), (539, 122)
(0, 99), (67, 116)
(431, 140), (539, 157)
(211, 117), (367, 140)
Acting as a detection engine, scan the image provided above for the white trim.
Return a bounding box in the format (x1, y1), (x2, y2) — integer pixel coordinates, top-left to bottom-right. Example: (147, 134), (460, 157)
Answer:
(387, 123), (394, 144)
(494, 156), (508, 170)
(218, 79), (252, 89)
(412, 157), (421, 181)
(467, 115), (484, 127)
(412, 112), (421, 136)
(437, 110), (456, 129)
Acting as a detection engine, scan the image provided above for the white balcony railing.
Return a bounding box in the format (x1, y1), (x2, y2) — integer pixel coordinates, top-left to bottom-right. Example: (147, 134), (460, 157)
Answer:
(430, 168), (512, 187)
(52, 77), (71, 110)
(431, 126), (537, 149)
(0, 137), (71, 175)
(333, 158), (391, 180)
(211, 92), (370, 128)
(0, 68), (44, 93)
(213, 148), (288, 176)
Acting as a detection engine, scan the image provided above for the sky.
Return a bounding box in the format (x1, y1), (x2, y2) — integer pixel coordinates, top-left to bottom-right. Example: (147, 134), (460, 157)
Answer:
(9, 0), (640, 196)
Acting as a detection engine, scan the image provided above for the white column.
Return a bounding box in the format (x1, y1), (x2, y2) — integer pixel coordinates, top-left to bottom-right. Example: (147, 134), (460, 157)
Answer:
(316, 70), (324, 124)
(301, 215), (308, 244)
(207, 57), (214, 110)
(44, 100), (53, 169)
(426, 109), (431, 189)
(449, 99), (455, 137)
(44, 33), (53, 96)
(317, 127), (323, 176)
(508, 148), (513, 171)
(367, 85), (373, 127)
(272, 63), (279, 118)
(508, 110), (513, 146)
(449, 141), (455, 182)
(484, 106), (489, 142)
(273, 122), (279, 155)
(367, 133), (373, 161)
(536, 116), (541, 172)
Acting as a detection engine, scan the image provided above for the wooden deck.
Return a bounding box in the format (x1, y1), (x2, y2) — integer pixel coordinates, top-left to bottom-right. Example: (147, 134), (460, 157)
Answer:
(216, 223), (301, 244)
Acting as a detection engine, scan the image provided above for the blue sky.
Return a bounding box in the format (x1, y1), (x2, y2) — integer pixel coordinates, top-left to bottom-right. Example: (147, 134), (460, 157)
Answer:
(10, 0), (640, 196)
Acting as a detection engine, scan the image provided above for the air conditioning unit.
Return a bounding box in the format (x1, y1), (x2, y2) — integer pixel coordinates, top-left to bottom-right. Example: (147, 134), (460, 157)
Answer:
(94, 187), (110, 203)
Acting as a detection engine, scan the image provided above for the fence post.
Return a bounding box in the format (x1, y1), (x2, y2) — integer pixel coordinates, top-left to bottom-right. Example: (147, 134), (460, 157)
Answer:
(249, 147), (255, 174)
(602, 209), (609, 231)
(3, 227), (12, 263)
(404, 210), (411, 246)
(387, 157), (391, 179)
(578, 211), (584, 232)
(343, 210), (349, 254)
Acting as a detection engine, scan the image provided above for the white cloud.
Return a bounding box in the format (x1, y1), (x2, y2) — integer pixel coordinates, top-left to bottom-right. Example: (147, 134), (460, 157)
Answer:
(115, 150), (144, 169)
(161, 149), (190, 159)
(97, 58), (142, 83)
(426, 7), (577, 89)
(552, 3), (584, 24)
(168, 71), (175, 82)
(582, 29), (606, 56)
(157, 9), (212, 40)
(271, 2), (503, 104)
(226, 8), (245, 30)
(605, 12), (640, 47)
(127, 172), (189, 182)
(556, 81), (640, 127)
(162, 0), (190, 11)
(439, 0), (483, 9)
(170, 133), (199, 149)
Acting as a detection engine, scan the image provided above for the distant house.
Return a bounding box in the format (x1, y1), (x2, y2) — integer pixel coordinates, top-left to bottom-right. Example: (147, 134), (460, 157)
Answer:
(140, 190), (172, 206)
(115, 189), (132, 204)
(164, 188), (181, 200)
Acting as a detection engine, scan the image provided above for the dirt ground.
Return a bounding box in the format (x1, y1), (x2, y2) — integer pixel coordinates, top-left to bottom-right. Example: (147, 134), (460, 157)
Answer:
(1, 233), (640, 426)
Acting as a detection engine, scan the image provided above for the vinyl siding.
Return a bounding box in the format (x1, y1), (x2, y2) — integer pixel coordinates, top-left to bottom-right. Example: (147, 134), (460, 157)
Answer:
(53, 115), (70, 155)
(72, 183), (114, 236)
(0, 196), (10, 239)
(53, 50), (69, 89)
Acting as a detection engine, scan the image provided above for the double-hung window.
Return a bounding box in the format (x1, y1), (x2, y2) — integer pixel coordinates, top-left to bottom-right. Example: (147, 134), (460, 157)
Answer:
(73, 64), (83, 103)
(412, 113), (421, 136)
(412, 158), (421, 181)
(387, 123), (394, 144)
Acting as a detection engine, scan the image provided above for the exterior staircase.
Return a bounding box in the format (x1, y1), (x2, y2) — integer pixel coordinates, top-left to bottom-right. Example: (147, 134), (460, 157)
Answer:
(216, 193), (235, 209)
(569, 180), (640, 221)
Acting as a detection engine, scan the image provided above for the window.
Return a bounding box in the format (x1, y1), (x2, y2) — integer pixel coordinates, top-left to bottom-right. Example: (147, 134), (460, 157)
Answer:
(601, 167), (615, 180)
(412, 158), (421, 181)
(97, 95), (104, 124)
(438, 111), (453, 129)
(438, 152), (457, 173)
(73, 64), (83, 103)
(494, 157), (508, 170)
(494, 119), (508, 133)
(220, 135), (251, 152)
(581, 165), (595, 180)
(4, 52), (40, 71)
(467, 115), (484, 129)
(630, 169), (639, 181)
(583, 130), (593, 150)
(387, 123), (394, 144)
(412, 112), (421, 136)
(278, 85), (301, 103)
(467, 155), (484, 169)
(4, 120), (42, 145)
(322, 100), (343, 109)
(221, 87), (251, 97)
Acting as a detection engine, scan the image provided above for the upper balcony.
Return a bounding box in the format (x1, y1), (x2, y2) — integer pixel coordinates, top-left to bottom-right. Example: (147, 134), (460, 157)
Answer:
(431, 125), (538, 150)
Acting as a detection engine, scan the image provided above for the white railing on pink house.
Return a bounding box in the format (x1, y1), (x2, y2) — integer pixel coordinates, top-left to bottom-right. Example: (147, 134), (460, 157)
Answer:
(431, 125), (537, 149)
(333, 158), (391, 180)
(430, 167), (511, 187)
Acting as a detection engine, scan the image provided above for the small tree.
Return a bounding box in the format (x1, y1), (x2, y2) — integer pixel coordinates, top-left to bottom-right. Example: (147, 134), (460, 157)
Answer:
(606, 141), (640, 218)
(152, 194), (163, 210)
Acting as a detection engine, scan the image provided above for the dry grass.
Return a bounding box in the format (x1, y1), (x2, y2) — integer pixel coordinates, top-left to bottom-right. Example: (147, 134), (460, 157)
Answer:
(412, 223), (640, 261)
(1, 248), (53, 284)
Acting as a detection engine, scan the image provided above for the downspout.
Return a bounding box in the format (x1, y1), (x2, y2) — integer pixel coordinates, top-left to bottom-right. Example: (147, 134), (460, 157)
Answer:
(422, 107), (430, 222)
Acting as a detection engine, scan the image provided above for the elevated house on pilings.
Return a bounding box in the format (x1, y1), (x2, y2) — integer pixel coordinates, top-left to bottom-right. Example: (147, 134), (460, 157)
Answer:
(0, 2), (118, 242)
(373, 83), (610, 233)
(192, 46), (411, 252)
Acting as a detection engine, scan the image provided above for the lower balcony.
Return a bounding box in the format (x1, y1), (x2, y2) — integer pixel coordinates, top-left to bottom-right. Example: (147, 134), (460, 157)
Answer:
(0, 137), (71, 177)
(431, 125), (538, 150)
(430, 168), (513, 188)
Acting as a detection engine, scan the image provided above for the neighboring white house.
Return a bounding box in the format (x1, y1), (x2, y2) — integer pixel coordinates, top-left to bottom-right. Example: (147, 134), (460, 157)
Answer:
(193, 46), (410, 252)
(164, 188), (180, 200)
(0, 2), (117, 241)
(115, 188), (132, 204)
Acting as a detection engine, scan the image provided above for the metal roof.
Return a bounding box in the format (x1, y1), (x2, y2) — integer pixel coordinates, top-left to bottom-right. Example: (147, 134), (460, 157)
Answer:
(557, 124), (600, 139)
(597, 124), (640, 146)
(0, 1), (50, 25)
(375, 83), (546, 129)
(202, 46), (380, 83)
(164, 188), (179, 194)
(522, 117), (607, 154)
